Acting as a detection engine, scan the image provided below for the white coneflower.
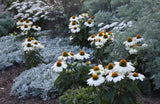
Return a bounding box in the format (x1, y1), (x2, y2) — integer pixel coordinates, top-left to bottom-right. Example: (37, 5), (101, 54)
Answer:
(58, 51), (70, 61)
(70, 35), (74, 41)
(20, 24), (31, 31)
(75, 50), (90, 60)
(113, 59), (135, 74)
(96, 31), (106, 39)
(32, 41), (44, 49)
(52, 60), (67, 73)
(69, 21), (79, 29)
(89, 65), (104, 75)
(103, 63), (114, 75)
(106, 72), (125, 83)
(90, 16), (95, 20)
(68, 52), (75, 59)
(71, 26), (80, 33)
(87, 74), (105, 86)
(95, 39), (104, 48)
(101, 34), (109, 43)
(69, 16), (79, 21)
(88, 34), (96, 41)
(32, 25), (41, 31)
(84, 20), (94, 27)
(22, 37), (35, 46)
(81, 13), (88, 18)
(24, 43), (34, 51)
(127, 72), (145, 81)
(16, 19), (25, 26)
(123, 37), (136, 47)
(133, 35), (144, 43)
(24, 19), (33, 26)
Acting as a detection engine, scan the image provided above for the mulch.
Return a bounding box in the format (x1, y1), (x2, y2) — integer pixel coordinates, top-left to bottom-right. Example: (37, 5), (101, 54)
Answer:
(0, 65), (160, 104)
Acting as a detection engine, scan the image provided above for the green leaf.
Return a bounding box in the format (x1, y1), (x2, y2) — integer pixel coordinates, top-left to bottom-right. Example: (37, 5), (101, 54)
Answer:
(54, 76), (61, 85)
(103, 88), (116, 103)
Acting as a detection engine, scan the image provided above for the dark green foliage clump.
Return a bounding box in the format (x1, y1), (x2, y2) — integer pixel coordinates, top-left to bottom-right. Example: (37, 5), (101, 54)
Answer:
(0, 13), (15, 37)
(59, 87), (96, 104)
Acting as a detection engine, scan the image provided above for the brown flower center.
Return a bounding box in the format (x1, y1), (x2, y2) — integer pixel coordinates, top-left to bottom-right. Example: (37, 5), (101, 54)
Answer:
(91, 16), (95, 19)
(72, 21), (76, 25)
(98, 39), (101, 42)
(24, 25), (28, 28)
(72, 16), (76, 19)
(27, 43), (32, 47)
(133, 72), (139, 77)
(70, 52), (74, 56)
(88, 20), (92, 24)
(91, 34), (95, 38)
(62, 51), (69, 57)
(27, 37), (34, 41)
(127, 37), (133, 42)
(73, 27), (77, 30)
(112, 72), (118, 77)
(35, 25), (39, 28)
(92, 74), (99, 80)
(98, 32), (103, 37)
(26, 19), (30, 23)
(136, 35), (141, 39)
(93, 66), (100, 71)
(105, 63), (114, 70)
(108, 32), (112, 35)
(80, 50), (85, 56)
(34, 41), (38, 44)
(20, 19), (24, 22)
(103, 34), (108, 39)
(119, 59), (127, 67)
(56, 61), (62, 67)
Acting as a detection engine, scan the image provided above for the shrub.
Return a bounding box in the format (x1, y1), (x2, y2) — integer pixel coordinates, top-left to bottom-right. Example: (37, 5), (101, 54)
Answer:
(82, 0), (111, 16)
(0, 13), (15, 37)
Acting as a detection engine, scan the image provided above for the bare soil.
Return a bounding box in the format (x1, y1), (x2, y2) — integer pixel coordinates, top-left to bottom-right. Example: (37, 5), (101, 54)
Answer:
(0, 65), (160, 104)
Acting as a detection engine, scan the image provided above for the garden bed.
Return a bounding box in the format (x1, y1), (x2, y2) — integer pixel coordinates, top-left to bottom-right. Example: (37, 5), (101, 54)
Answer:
(0, 0), (160, 104)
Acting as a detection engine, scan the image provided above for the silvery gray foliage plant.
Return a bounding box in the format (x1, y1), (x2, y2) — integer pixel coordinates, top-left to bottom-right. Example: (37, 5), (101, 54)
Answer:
(0, 36), (24, 70)
(10, 63), (59, 101)
(0, 13), (15, 37)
